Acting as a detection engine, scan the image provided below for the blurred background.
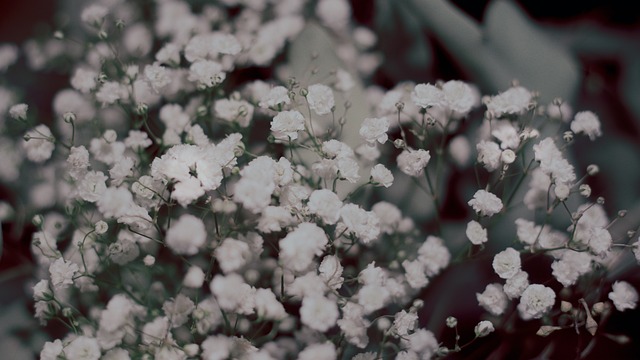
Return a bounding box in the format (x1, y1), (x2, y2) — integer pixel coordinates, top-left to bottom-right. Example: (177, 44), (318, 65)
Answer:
(1, 0), (639, 358)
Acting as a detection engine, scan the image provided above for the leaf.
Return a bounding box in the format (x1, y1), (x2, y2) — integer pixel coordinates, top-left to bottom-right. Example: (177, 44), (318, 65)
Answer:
(483, 0), (580, 103)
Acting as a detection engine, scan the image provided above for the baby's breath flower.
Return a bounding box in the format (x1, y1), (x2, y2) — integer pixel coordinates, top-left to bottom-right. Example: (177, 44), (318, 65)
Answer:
(474, 320), (495, 337)
(608, 281), (638, 312)
(468, 189), (503, 217)
(571, 111), (602, 140)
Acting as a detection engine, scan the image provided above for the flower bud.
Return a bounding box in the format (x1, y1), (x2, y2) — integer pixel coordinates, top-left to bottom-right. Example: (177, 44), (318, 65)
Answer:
(587, 164), (599, 176)
(143, 255), (155, 266)
(536, 325), (562, 337)
(501, 149), (516, 164)
(592, 302), (605, 315)
(561, 301), (572, 312)
(53, 31), (64, 40)
(184, 344), (199, 357)
(446, 316), (458, 328)
(98, 30), (108, 40)
(395, 102), (405, 111)
(94, 220), (108, 235)
(393, 139), (405, 149)
(197, 106), (207, 117)
(63, 112), (76, 123)
(563, 131), (574, 143)
(32, 214), (44, 227)
(618, 210), (627, 218)
(300, 88), (308, 97)
(579, 184), (591, 197)
(338, 116), (347, 126)
(596, 196), (605, 205)
(474, 320), (495, 338)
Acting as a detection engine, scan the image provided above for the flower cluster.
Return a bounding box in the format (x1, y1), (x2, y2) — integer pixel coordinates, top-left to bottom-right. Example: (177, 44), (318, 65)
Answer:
(0, 1), (638, 359)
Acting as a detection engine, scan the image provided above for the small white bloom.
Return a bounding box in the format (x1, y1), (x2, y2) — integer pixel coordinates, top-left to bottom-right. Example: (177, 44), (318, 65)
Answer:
(518, 284), (556, 320)
(23, 124), (55, 163)
(183, 266), (205, 288)
(300, 295), (339, 332)
(370, 164), (394, 187)
(189, 60), (225, 87)
(571, 111), (602, 140)
(214, 238), (251, 273)
(476, 140), (502, 172)
(504, 270), (529, 299)
(411, 83), (445, 108)
(397, 148), (431, 177)
(65, 336), (101, 360)
(306, 84), (334, 115)
(588, 227), (612, 256)
(259, 86), (290, 108)
(49, 257), (79, 290)
(485, 86), (532, 117)
(492, 247), (521, 279)
(468, 189), (503, 217)
(165, 214), (207, 256)
(442, 80), (477, 115)
(9, 103), (28, 120)
(466, 220), (488, 245)
(477, 283), (508, 315)
(474, 320), (495, 337)
(270, 110), (305, 140)
(608, 281), (638, 311)
(359, 117), (390, 144)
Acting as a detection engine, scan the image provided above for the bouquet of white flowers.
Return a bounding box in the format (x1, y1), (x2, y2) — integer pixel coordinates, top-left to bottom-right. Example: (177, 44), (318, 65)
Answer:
(1, 0), (639, 359)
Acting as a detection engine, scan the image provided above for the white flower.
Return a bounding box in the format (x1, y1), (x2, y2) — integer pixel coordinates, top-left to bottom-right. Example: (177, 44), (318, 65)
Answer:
(402, 259), (429, 289)
(466, 220), (488, 245)
(214, 98), (254, 127)
(571, 111), (602, 140)
(49, 257), (78, 290)
(259, 86), (290, 108)
(183, 266), (205, 288)
(316, 0), (351, 30)
(468, 189), (503, 217)
(476, 140), (502, 172)
(9, 103), (28, 120)
(359, 117), (390, 144)
(189, 60), (225, 87)
(141, 317), (171, 347)
(319, 255), (344, 290)
(270, 110), (305, 140)
(308, 189), (342, 225)
(337, 302), (370, 348)
(474, 320), (495, 337)
(279, 223), (328, 272)
(165, 214), (206, 256)
(449, 135), (471, 166)
(254, 288), (287, 320)
(144, 62), (170, 91)
(397, 148), (431, 177)
(401, 329), (438, 358)
(411, 83), (445, 108)
(163, 294), (195, 328)
(587, 227), (612, 256)
(339, 204), (381, 244)
(76, 171), (108, 202)
(533, 138), (576, 185)
(477, 283), (508, 315)
(442, 80), (477, 115)
(485, 86), (532, 117)
(214, 238), (251, 273)
(210, 274), (255, 315)
(257, 206), (294, 233)
(608, 281), (638, 311)
(81, 4), (108, 25)
(23, 124), (55, 163)
(300, 296), (338, 332)
(40, 339), (63, 360)
(504, 270), (529, 299)
(417, 236), (451, 276)
(306, 84), (334, 115)
(391, 310), (417, 337)
(370, 164), (394, 187)
(492, 247), (521, 279)
(96, 81), (128, 105)
(551, 251), (592, 287)
(517, 284), (556, 320)
(65, 336), (101, 360)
